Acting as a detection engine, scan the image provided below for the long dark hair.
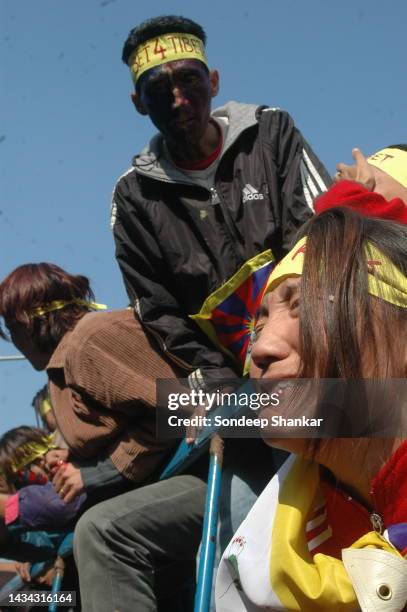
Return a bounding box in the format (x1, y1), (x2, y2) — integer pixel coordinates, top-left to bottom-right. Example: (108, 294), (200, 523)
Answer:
(297, 208), (407, 378)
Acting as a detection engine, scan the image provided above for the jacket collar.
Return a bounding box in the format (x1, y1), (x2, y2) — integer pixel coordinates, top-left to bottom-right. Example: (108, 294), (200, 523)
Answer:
(132, 101), (259, 186)
(46, 329), (74, 370)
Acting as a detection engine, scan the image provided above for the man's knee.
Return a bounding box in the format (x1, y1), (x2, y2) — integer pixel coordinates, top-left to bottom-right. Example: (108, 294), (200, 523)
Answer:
(74, 504), (109, 561)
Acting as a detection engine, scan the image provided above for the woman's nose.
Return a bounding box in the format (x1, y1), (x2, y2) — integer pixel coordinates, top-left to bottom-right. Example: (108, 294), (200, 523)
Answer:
(250, 326), (289, 375)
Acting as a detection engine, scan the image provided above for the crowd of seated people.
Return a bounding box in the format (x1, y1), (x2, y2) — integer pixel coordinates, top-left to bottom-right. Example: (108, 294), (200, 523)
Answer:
(0, 143), (405, 611)
(0, 426), (84, 605)
(0, 12), (406, 610)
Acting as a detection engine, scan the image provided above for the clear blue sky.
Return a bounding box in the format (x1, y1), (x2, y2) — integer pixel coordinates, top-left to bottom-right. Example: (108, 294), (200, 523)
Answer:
(1, 0), (406, 434)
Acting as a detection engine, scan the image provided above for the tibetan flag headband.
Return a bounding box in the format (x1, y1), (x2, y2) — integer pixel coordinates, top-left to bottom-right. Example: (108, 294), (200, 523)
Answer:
(28, 299), (107, 319)
(129, 32), (208, 84)
(368, 147), (407, 189)
(265, 236), (407, 309)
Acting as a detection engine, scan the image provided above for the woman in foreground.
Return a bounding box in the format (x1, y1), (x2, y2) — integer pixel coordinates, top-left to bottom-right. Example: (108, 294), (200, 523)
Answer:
(216, 208), (407, 611)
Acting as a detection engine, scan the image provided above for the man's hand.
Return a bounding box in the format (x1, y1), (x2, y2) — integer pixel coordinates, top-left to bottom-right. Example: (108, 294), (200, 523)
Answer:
(36, 566), (56, 587)
(335, 148), (376, 191)
(185, 384), (239, 443)
(15, 561), (55, 586)
(45, 448), (69, 474)
(52, 462), (84, 503)
(15, 561), (32, 583)
(185, 404), (208, 445)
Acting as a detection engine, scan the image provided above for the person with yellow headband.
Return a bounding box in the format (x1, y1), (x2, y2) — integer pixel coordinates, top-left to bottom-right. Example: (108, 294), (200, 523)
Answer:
(315, 145), (407, 223)
(0, 426), (86, 590)
(337, 144), (407, 200)
(32, 384), (57, 432)
(0, 260), (184, 495)
(216, 207), (407, 611)
(0, 425), (86, 532)
(113, 13), (330, 396)
(0, 261), (207, 610)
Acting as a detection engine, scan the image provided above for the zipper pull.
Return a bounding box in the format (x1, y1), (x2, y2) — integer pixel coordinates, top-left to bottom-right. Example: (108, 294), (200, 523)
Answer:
(210, 187), (220, 205)
(370, 512), (384, 534)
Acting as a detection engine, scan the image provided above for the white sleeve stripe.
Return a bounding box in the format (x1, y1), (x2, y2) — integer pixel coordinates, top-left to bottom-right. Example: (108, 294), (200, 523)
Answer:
(110, 199), (117, 229)
(302, 148), (329, 193)
(301, 161), (319, 202)
(188, 369), (205, 391)
(109, 165), (135, 230)
(300, 169), (315, 211)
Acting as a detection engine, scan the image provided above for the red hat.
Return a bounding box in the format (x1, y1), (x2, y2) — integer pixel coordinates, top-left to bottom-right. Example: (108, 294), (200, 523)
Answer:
(315, 180), (407, 224)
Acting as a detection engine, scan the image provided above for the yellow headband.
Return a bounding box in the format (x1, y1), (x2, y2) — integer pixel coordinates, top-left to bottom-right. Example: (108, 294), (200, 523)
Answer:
(28, 299), (107, 319)
(265, 236), (407, 309)
(367, 147), (407, 189)
(38, 397), (52, 417)
(129, 32), (208, 84)
(9, 436), (55, 474)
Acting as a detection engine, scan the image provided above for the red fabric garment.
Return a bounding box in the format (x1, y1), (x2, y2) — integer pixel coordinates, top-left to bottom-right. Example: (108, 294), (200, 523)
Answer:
(307, 477), (371, 559)
(314, 180), (407, 224)
(174, 120), (223, 170)
(371, 439), (407, 530)
(310, 441), (407, 559)
(4, 493), (19, 525)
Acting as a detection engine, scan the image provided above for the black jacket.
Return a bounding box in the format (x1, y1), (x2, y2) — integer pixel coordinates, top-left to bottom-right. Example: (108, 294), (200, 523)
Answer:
(111, 102), (331, 388)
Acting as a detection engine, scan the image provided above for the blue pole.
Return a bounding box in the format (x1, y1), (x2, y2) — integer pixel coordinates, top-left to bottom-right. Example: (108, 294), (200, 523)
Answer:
(194, 435), (224, 612)
(48, 557), (64, 612)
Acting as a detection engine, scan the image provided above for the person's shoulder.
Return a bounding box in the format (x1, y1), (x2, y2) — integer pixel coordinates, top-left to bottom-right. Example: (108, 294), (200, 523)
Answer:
(255, 105), (293, 124)
(73, 308), (137, 334)
(220, 102), (293, 133)
(113, 134), (163, 188)
(66, 310), (140, 354)
(114, 164), (137, 186)
(111, 137), (165, 226)
(113, 164), (139, 197)
(251, 106), (299, 146)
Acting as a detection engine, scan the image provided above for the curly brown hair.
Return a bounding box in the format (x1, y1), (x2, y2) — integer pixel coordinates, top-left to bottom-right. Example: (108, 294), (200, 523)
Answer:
(297, 208), (407, 378)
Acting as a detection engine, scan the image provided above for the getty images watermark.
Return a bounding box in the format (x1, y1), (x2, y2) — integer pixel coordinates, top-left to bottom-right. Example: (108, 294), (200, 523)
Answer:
(166, 388), (323, 429)
(156, 379), (407, 439)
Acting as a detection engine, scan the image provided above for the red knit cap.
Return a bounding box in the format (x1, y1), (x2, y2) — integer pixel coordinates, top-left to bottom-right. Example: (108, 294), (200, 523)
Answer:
(314, 180), (407, 225)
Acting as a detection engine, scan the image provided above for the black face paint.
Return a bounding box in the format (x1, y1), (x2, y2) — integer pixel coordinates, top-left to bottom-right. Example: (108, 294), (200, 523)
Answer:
(138, 59), (213, 149)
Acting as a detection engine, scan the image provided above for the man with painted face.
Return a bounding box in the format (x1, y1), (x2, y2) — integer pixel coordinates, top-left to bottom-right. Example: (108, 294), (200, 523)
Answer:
(112, 15), (331, 389)
(111, 8), (330, 515)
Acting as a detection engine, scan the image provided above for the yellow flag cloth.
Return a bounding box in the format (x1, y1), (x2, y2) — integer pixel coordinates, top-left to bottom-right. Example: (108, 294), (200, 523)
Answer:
(190, 250), (275, 373)
(216, 454), (404, 611)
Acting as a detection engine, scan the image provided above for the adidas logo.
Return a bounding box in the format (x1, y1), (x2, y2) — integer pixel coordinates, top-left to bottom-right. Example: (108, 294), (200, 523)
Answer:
(242, 184), (264, 203)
